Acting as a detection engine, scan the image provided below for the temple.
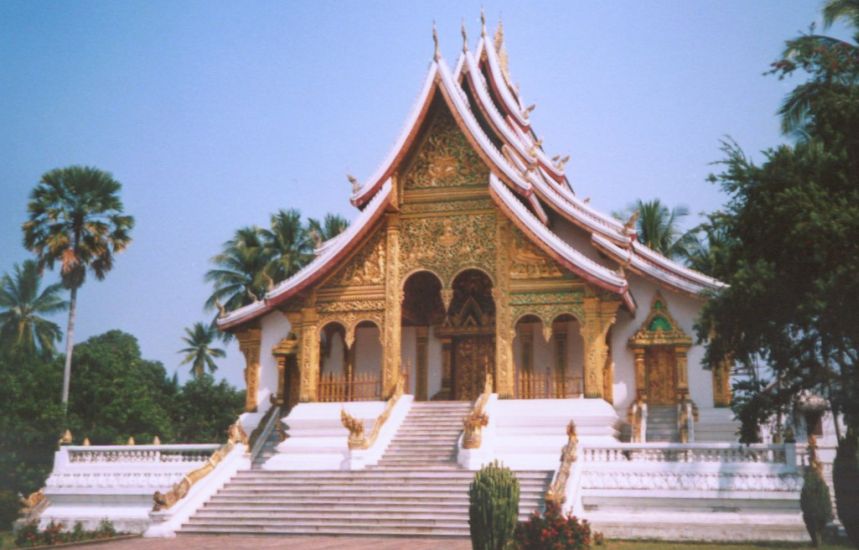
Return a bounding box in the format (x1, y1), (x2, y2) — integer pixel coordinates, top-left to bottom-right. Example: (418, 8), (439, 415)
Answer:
(26, 17), (838, 543)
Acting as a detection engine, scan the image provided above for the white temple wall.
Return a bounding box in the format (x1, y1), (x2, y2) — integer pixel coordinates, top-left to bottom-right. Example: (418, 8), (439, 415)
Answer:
(258, 311), (292, 406)
(354, 325), (383, 377)
(611, 274), (712, 412)
(550, 213), (619, 270)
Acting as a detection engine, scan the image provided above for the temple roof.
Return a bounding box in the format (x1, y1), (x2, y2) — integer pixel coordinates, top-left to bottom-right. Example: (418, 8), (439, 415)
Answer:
(218, 20), (723, 331)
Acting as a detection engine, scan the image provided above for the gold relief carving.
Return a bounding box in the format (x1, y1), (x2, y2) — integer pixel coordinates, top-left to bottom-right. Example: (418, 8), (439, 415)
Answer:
(493, 219), (515, 397)
(545, 421), (578, 506)
(628, 292), (692, 348)
(633, 348), (647, 401)
(298, 308), (320, 402)
(510, 229), (563, 279)
(236, 328), (262, 412)
(580, 297), (620, 399)
(399, 213), (496, 283)
(272, 334), (298, 406)
(318, 310), (385, 351)
(326, 230), (386, 288)
(317, 300), (386, 313)
(400, 198), (493, 215)
(462, 372), (493, 449)
(403, 106), (488, 190)
(382, 216), (402, 397)
(712, 358), (732, 407)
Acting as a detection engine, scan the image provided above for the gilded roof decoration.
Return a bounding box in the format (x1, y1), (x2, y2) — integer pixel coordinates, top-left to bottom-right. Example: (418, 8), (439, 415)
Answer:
(629, 292), (692, 348)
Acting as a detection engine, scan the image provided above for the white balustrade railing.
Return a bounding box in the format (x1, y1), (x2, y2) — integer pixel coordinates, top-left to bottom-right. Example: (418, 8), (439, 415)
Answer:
(580, 442), (791, 466)
(66, 444), (219, 465)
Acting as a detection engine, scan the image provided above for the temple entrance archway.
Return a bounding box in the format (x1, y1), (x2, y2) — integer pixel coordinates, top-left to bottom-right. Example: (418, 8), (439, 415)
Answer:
(401, 271), (445, 401)
(437, 269), (496, 401)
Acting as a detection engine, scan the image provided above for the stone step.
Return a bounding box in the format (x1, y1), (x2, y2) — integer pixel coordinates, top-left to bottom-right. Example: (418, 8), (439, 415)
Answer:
(234, 470), (550, 479)
(180, 525), (471, 537)
(206, 496), (544, 508)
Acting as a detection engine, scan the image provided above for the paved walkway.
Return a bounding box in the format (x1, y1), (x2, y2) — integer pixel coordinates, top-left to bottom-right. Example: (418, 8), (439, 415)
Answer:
(93, 535), (471, 549)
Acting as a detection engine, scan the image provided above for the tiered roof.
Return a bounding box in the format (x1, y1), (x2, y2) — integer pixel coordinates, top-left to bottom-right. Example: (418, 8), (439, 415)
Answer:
(219, 18), (723, 330)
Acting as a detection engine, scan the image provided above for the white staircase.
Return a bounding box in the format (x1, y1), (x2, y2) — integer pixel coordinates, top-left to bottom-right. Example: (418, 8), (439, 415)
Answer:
(179, 401), (552, 537)
(646, 405), (679, 442)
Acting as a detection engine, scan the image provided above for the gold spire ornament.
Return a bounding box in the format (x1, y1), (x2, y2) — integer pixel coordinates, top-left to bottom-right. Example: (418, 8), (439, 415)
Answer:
(82, 437), (91, 446)
(214, 299), (226, 318)
(480, 8), (486, 37)
(624, 210), (640, 234)
(152, 435), (161, 445)
(461, 19), (468, 52)
(524, 103), (536, 119)
(347, 174), (360, 194)
(555, 155), (570, 170)
(432, 21), (440, 60)
(127, 436), (136, 446)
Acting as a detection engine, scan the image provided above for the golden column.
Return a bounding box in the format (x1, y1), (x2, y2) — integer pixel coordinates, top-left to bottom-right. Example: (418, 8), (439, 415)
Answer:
(580, 297), (619, 399)
(415, 326), (429, 401)
(493, 219), (515, 398)
(632, 347), (647, 402)
(272, 335), (298, 406)
(382, 214), (402, 397)
(298, 306), (320, 402)
(675, 345), (690, 400)
(236, 327), (262, 412)
(712, 358), (732, 407)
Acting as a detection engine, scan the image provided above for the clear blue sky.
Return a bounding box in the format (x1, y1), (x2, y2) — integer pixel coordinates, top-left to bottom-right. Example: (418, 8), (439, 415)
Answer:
(0, 1), (833, 388)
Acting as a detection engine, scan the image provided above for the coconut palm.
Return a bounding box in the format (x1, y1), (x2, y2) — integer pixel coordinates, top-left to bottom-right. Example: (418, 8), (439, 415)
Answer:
(22, 166), (134, 409)
(615, 199), (699, 261)
(262, 209), (313, 283)
(774, 0), (859, 135)
(179, 322), (226, 379)
(205, 226), (270, 314)
(307, 214), (349, 248)
(0, 260), (67, 357)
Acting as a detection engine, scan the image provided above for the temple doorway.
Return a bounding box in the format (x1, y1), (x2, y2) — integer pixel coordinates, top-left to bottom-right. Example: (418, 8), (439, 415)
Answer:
(645, 346), (677, 405)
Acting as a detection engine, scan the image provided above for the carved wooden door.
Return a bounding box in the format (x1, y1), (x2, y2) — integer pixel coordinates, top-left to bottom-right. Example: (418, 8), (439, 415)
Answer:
(645, 347), (676, 405)
(453, 336), (494, 401)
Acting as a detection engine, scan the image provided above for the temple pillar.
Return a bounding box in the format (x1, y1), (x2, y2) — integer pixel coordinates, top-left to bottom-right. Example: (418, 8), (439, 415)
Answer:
(633, 347), (647, 402)
(675, 345), (690, 400)
(298, 307), (320, 402)
(713, 358), (732, 407)
(603, 328), (614, 404)
(554, 325), (567, 397)
(493, 220), (515, 398)
(272, 335), (298, 406)
(236, 327), (262, 412)
(581, 297), (619, 399)
(382, 215), (402, 397)
(415, 326), (429, 400)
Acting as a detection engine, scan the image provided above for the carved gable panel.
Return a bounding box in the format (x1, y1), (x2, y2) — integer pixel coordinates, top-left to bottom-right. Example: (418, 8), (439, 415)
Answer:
(403, 105), (488, 190)
(323, 228), (386, 289)
(509, 225), (564, 279)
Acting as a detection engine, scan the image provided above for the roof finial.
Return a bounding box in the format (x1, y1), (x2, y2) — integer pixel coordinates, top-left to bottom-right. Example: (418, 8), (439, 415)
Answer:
(432, 20), (440, 61)
(461, 19), (468, 52)
(555, 155), (570, 170)
(480, 8), (487, 38)
(347, 174), (360, 194)
(624, 210), (640, 234)
(494, 16), (504, 51)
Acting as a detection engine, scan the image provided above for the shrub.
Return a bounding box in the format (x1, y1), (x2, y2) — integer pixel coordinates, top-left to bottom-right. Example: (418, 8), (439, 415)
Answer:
(0, 490), (19, 532)
(833, 432), (859, 548)
(13, 519), (122, 547)
(800, 465), (832, 547)
(514, 500), (592, 550)
(469, 460), (520, 550)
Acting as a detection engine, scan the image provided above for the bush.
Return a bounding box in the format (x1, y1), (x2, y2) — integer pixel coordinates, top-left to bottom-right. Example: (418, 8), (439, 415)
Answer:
(13, 519), (123, 547)
(0, 490), (19, 532)
(800, 465), (832, 547)
(469, 460), (520, 550)
(514, 500), (592, 550)
(833, 432), (859, 548)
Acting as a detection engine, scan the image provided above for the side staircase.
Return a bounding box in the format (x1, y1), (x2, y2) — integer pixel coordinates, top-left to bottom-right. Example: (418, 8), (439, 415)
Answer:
(646, 405), (679, 442)
(180, 401), (552, 537)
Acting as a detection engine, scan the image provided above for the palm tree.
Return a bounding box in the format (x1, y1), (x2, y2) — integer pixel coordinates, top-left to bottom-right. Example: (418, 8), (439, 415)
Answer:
(261, 209), (313, 283)
(306, 214), (349, 248)
(775, 0), (859, 135)
(22, 166), (134, 409)
(179, 322), (226, 379)
(0, 260), (68, 357)
(615, 199), (699, 261)
(205, 226), (270, 313)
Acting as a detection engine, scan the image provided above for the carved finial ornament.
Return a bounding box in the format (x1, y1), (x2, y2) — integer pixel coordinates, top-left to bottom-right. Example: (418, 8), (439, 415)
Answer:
(524, 103), (536, 119)
(480, 8), (486, 37)
(152, 435), (161, 445)
(82, 437), (90, 446)
(494, 17), (504, 51)
(214, 299), (226, 318)
(461, 19), (468, 52)
(348, 174), (360, 194)
(624, 210), (639, 234)
(555, 155), (570, 170)
(432, 21), (440, 60)
(127, 436), (135, 446)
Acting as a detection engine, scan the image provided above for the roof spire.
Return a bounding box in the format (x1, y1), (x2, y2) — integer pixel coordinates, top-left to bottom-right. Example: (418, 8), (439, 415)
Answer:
(480, 8), (486, 38)
(432, 21), (440, 61)
(494, 16), (504, 52)
(461, 19), (468, 52)
(348, 173), (360, 194)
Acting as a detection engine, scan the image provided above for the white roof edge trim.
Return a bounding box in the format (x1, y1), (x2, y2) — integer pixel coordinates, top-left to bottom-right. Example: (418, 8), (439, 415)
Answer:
(218, 180), (393, 329)
(314, 233), (345, 255)
(351, 64), (439, 205)
(483, 38), (530, 128)
(509, 119), (564, 179)
(435, 57), (533, 196)
(591, 233), (709, 296)
(535, 166), (627, 233)
(490, 175), (628, 290)
(631, 241), (726, 289)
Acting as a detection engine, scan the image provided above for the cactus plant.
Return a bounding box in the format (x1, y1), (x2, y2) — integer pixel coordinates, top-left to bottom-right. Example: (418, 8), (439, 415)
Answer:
(468, 460), (520, 550)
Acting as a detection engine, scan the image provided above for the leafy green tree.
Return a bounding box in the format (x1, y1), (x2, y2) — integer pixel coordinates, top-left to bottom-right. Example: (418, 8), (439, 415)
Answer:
(172, 374), (244, 443)
(179, 322), (226, 379)
(66, 330), (177, 444)
(0, 260), (67, 357)
(307, 213), (349, 247)
(205, 226), (270, 314)
(615, 199), (699, 260)
(22, 166), (134, 410)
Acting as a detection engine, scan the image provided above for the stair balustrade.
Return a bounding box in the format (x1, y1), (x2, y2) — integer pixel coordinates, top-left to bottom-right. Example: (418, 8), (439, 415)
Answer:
(247, 404), (281, 462)
(462, 372), (493, 449)
(340, 375), (405, 450)
(545, 421), (580, 510)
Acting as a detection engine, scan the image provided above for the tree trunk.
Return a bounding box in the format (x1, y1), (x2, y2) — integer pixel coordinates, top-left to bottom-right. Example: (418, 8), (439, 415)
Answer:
(61, 286), (78, 413)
